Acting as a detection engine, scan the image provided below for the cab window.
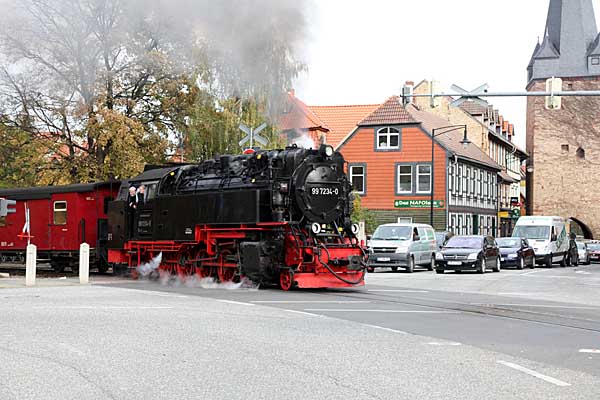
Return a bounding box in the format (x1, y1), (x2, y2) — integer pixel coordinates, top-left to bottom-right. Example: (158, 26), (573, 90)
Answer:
(417, 227), (427, 240)
(53, 201), (67, 225)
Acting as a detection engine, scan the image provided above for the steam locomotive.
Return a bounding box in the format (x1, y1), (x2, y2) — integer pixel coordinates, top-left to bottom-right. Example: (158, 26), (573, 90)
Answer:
(106, 144), (366, 290)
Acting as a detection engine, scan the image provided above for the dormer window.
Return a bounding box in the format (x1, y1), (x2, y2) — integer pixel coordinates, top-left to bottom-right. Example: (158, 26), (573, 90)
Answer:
(592, 57), (600, 65)
(376, 127), (400, 150)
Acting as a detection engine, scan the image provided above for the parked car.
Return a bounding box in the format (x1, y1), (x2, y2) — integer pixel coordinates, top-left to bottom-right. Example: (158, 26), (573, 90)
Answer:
(435, 231), (454, 251)
(576, 241), (591, 265)
(512, 216), (569, 268)
(435, 235), (500, 274)
(587, 242), (600, 262)
(367, 223), (437, 273)
(495, 237), (535, 269)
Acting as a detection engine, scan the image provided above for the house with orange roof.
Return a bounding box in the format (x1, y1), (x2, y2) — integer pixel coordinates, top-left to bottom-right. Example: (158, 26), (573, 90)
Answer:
(281, 93), (503, 234)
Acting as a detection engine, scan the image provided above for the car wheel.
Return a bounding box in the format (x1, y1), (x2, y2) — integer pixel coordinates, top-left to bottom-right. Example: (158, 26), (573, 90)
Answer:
(391, 266), (398, 272)
(529, 257), (535, 269)
(560, 254), (567, 268)
(406, 256), (414, 273)
(545, 255), (553, 268)
(493, 257), (501, 272)
(477, 257), (486, 274)
(428, 255), (435, 271)
(435, 268), (444, 274)
(517, 256), (524, 270)
(367, 266), (375, 273)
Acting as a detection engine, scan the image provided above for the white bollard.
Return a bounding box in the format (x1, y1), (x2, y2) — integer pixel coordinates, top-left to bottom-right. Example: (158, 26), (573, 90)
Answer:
(25, 244), (36, 287)
(79, 243), (90, 284)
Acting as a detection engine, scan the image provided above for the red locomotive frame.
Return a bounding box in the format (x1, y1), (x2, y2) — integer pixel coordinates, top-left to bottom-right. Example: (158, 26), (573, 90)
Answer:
(109, 222), (365, 290)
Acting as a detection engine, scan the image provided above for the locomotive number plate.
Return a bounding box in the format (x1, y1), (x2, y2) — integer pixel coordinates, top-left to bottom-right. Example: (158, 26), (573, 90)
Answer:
(311, 187), (339, 196)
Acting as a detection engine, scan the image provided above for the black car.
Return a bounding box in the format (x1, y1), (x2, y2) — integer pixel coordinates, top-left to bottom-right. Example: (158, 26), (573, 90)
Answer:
(435, 235), (500, 274)
(496, 237), (535, 269)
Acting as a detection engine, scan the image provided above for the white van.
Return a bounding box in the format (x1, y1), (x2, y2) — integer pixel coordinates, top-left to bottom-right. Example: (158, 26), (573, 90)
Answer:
(512, 216), (569, 267)
(367, 223), (437, 273)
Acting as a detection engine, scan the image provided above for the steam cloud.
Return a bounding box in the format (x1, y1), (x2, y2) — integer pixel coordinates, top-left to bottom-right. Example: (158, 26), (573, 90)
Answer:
(135, 252), (257, 290)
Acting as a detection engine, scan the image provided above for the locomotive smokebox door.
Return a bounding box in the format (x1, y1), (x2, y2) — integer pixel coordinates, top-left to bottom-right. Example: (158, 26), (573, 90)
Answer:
(294, 163), (346, 224)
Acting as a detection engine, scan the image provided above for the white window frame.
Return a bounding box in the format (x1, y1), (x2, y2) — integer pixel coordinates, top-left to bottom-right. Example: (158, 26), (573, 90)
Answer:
(416, 164), (432, 194)
(376, 127), (400, 150)
(53, 201), (67, 225)
(397, 165), (413, 194)
(349, 165), (366, 195)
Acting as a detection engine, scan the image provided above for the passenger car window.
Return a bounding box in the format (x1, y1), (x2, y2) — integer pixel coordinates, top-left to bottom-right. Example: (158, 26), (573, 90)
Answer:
(53, 201), (67, 225)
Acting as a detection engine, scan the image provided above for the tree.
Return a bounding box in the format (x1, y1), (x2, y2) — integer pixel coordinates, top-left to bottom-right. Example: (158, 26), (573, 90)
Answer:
(0, 0), (308, 185)
(351, 195), (377, 234)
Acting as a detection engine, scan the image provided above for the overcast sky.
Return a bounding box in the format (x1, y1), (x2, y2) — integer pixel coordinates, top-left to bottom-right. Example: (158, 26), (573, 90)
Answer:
(296, 0), (600, 149)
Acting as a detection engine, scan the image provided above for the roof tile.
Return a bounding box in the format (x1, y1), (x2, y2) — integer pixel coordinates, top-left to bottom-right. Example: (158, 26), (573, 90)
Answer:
(309, 104), (380, 148)
(358, 96), (417, 126)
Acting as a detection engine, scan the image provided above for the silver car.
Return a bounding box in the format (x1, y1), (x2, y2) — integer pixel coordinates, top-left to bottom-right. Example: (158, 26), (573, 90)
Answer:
(577, 241), (591, 265)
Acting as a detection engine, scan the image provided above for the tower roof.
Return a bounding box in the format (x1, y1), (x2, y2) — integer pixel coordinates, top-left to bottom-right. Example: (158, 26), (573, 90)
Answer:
(528, 0), (600, 82)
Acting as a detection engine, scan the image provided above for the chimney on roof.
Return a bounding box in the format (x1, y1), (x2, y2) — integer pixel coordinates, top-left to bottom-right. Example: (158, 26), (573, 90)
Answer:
(401, 81), (414, 106)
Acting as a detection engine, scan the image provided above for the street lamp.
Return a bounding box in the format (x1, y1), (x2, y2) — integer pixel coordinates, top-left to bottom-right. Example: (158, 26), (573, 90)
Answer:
(430, 125), (470, 227)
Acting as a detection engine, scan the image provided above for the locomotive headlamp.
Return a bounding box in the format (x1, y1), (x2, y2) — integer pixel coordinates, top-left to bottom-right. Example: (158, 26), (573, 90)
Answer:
(320, 144), (334, 158)
(351, 223), (360, 235)
(311, 222), (322, 234)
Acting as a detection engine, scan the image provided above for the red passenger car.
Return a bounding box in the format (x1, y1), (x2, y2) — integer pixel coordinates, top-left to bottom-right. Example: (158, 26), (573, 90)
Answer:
(0, 183), (120, 272)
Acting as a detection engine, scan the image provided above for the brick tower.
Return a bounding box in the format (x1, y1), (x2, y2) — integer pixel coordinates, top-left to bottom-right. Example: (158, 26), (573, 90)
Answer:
(526, 0), (600, 238)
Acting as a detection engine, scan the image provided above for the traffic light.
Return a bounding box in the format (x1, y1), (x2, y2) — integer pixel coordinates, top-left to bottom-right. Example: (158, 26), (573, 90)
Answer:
(0, 198), (16, 217)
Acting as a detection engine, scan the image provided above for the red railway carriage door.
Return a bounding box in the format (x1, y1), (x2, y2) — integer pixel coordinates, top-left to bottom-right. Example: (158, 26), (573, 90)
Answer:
(49, 199), (69, 249)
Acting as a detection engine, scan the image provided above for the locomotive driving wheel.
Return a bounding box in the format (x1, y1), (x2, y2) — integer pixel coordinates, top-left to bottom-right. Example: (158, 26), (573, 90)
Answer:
(194, 250), (212, 279)
(279, 269), (294, 291)
(217, 250), (236, 283)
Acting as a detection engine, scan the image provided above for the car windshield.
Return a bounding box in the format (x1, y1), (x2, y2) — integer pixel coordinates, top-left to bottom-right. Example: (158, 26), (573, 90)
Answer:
(435, 233), (447, 247)
(587, 243), (600, 251)
(445, 236), (483, 249)
(496, 238), (520, 248)
(512, 226), (550, 240)
(372, 226), (412, 240)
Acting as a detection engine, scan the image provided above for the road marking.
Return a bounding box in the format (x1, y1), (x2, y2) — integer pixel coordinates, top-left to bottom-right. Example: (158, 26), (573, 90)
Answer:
(32, 306), (173, 309)
(498, 292), (536, 296)
(251, 300), (370, 304)
(579, 349), (600, 354)
(141, 292), (188, 298)
(216, 299), (255, 306)
(476, 303), (600, 309)
(426, 341), (462, 346)
(368, 289), (429, 293)
(363, 324), (407, 334)
(303, 309), (458, 314)
(497, 361), (571, 387)
(285, 309), (324, 318)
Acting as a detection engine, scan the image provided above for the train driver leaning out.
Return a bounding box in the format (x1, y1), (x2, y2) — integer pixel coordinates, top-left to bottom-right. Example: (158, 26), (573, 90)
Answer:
(136, 184), (146, 205)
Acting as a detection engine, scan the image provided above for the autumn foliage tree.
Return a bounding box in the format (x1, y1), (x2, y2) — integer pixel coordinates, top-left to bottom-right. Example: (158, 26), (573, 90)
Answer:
(0, 0), (307, 186)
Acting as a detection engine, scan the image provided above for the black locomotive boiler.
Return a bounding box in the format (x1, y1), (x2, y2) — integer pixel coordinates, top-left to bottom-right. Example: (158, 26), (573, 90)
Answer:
(107, 144), (366, 290)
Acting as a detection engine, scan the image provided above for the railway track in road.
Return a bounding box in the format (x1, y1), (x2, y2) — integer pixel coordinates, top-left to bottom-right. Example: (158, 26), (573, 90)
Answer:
(276, 286), (600, 333)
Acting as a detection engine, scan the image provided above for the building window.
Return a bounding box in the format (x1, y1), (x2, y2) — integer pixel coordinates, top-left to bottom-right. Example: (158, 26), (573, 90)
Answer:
(397, 165), (413, 194)
(376, 127), (400, 150)
(592, 57), (600, 65)
(576, 147), (585, 159)
(561, 144), (569, 152)
(349, 164), (366, 194)
(449, 165), (454, 192)
(416, 164), (431, 193)
(0, 217), (6, 227)
(53, 201), (67, 225)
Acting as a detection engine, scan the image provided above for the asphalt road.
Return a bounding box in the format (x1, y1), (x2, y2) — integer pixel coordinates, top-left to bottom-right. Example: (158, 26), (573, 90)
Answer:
(1, 264), (600, 399)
